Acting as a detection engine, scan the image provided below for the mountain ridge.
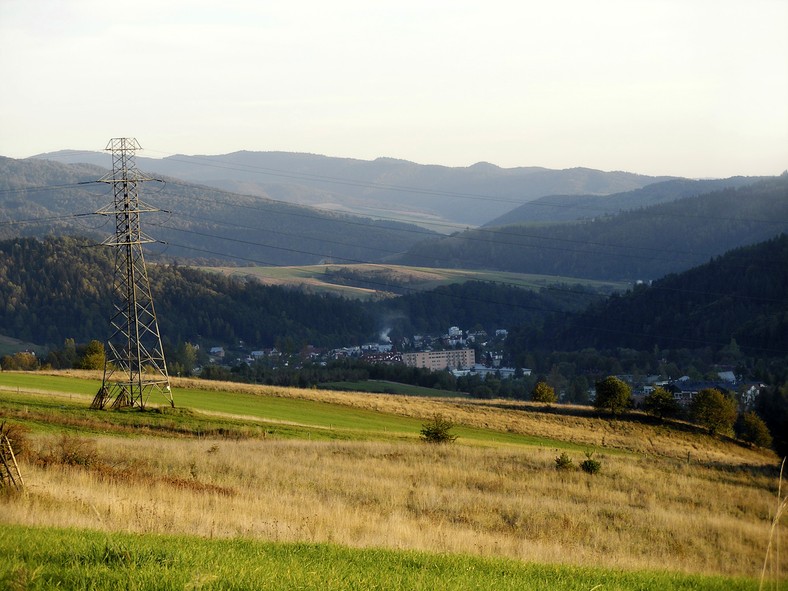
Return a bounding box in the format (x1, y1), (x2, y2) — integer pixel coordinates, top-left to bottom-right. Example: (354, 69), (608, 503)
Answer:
(29, 149), (673, 226)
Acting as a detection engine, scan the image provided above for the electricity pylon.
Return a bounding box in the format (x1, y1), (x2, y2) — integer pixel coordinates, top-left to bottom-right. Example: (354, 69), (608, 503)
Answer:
(91, 138), (174, 410)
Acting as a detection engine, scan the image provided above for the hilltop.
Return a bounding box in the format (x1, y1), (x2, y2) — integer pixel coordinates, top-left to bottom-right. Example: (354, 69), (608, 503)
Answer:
(32, 150), (670, 227)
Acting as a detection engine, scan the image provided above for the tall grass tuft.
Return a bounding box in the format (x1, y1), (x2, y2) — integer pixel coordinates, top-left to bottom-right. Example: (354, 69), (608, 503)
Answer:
(760, 458), (786, 590)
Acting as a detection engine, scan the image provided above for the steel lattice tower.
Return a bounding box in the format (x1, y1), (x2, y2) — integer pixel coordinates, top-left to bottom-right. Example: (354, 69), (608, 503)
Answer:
(91, 138), (174, 410)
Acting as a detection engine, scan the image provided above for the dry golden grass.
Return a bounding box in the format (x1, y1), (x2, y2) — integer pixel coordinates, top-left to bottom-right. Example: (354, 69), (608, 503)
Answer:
(7, 370), (781, 579)
(2, 432), (782, 578)
(159, 374), (775, 468)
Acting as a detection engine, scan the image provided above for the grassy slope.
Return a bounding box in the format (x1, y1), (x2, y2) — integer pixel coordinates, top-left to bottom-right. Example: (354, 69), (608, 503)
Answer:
(0, 334), (44, 357)
(0, 371), (783, 589)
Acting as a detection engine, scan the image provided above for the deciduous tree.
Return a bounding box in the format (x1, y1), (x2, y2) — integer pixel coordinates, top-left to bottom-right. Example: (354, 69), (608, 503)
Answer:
(690, 388), (737, 436)
(594, 376), (632, 416)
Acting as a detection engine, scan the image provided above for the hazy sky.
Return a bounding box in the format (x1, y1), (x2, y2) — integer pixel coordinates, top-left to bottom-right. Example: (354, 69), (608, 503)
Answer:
(1, 0), (786, 177)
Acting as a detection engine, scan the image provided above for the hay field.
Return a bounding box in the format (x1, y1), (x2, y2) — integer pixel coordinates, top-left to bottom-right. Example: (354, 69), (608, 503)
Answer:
(0, 371), (784, 582)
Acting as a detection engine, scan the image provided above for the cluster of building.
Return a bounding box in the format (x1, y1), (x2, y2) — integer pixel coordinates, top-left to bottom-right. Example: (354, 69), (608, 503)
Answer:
(206, 325), (523, 377)
(624, 372), (763, 409)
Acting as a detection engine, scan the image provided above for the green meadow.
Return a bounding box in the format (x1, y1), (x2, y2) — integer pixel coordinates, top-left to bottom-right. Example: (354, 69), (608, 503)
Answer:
(0, 525), (762, 591)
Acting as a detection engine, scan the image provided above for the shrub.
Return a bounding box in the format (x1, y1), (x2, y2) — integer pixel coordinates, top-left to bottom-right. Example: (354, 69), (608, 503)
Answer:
(420, 414), (457, 444)
(555, 452), (574, 471)
(580, 451), (602, 475)
(0, 352), (39, 371)
(0, 421), (30, 459)
(36, 434), (99, 468)
(735, 411), (773, 448)
(531, 381), (557, 404)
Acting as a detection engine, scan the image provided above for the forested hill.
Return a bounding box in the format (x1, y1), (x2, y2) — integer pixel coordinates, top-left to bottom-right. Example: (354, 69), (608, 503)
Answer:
(506, 233), (788, 358)
(0, 236), (374, 348)
(0, 156), (435, 266)
(483, 176), (761, 226)
(0, 236), (595, 350)
(392, 174), (788, 281)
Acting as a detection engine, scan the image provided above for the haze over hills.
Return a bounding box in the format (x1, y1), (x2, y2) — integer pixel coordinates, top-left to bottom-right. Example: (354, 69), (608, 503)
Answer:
(0, 156), (436, 266)
(483, 176), (764, 226)
(32, 150), (672, 227)
(392, 175), (788, 281)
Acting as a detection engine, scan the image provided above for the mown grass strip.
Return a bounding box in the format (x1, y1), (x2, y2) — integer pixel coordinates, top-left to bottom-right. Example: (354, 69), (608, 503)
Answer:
(320, 380), (462, 398)
(0, 524), (761, 591)
(0, 372), (594, 450)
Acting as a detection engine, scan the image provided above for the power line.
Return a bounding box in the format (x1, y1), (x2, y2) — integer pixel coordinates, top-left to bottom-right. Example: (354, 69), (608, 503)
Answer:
(0, 212), (97, 227)
(148, 179), (786, 267)
(0, 181), (100, 196)
(142, 148), (788, 225)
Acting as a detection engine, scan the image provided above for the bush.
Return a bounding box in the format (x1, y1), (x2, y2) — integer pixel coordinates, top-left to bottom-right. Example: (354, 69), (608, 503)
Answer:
(36, 434), (99, 468)
(580, 451), (602, 474)
(0, 421), (30, 459)
(531, 381), (557, 404)
(555, 452), (574, 471)
(0, 352), (39, 371)
(420, 414), (457, 444)
(735, 411), (773, 448)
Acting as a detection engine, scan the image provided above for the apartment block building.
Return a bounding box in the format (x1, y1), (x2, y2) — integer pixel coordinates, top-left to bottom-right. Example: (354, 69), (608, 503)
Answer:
(401, 349), (475, 371)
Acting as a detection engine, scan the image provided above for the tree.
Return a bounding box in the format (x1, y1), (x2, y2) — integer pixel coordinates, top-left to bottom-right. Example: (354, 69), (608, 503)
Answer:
(594, 376), (632, 415)
(77, 340), (105, 370)
(643, 387), (680, 420)
(171, 341), (199, 377)
(755, 385), (788, 457)
(565, 376), (590, 405)
(531, 381), (557, 404)
(689, 388), (737, 436)
(735, 411), (773, 448)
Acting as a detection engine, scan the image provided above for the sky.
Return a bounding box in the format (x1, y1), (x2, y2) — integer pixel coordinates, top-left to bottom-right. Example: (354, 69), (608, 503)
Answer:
(1, 0), (787, 178)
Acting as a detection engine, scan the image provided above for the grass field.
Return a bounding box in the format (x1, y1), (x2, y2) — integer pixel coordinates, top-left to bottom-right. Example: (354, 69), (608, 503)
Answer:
(320, 379), (463, 398)
(0, 525), (764, 591)
(0, 371), (784, 589)
(194, 263), (628, 299)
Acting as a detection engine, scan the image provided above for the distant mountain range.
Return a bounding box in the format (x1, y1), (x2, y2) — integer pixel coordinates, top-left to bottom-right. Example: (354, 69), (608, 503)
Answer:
(5, 152), (786, 282)
(0, 156), (437, 266)
(31, 150), (671, 227)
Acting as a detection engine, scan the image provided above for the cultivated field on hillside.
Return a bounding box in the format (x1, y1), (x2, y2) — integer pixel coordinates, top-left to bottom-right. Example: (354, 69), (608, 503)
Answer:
(0, 371), (784, 589)
(194, 264), (627, 299)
